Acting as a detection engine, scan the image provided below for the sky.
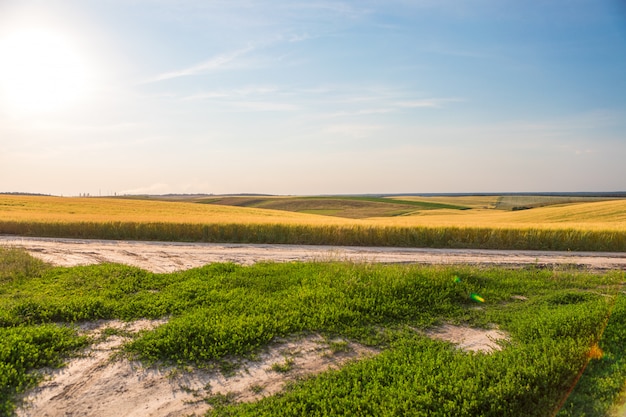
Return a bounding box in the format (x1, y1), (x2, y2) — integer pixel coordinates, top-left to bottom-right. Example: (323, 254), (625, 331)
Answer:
(1, 0), (625, 196)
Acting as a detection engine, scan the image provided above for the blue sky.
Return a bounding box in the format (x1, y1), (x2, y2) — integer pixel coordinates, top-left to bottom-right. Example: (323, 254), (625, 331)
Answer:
(1, 0), (625, 195)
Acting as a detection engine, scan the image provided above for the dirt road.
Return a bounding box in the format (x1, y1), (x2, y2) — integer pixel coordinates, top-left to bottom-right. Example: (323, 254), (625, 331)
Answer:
(2, 235), (625, 272)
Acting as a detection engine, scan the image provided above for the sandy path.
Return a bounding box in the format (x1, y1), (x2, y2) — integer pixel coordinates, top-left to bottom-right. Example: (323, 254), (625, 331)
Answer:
(1, 235), (625, 272)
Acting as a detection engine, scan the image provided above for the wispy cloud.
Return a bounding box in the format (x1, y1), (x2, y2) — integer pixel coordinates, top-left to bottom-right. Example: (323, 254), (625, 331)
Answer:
(284, 1), (372, 19)
(394, 98), (464, 108)
(143, 45), (253, 83)
(324, 108), (394, 118)
(177, 85), (297, 111)
(230, 101), (298, 112)
(181, 85), (279, 101)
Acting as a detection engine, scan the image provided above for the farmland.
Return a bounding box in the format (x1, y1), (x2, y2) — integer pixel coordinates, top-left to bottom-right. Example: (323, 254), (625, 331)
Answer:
(1, 194), (626, 251)
(2, 193), (626, 416)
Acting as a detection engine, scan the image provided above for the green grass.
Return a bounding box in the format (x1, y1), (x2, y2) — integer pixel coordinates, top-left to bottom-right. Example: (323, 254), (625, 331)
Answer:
(1, 246), (626, 416)
(195, 195), (468, 218)
(0, 248), (88, 416)
(556, 294), (626, 416)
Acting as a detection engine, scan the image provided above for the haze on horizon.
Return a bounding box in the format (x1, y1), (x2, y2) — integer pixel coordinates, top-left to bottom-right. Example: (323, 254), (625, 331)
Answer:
(1, 0), (625, 197)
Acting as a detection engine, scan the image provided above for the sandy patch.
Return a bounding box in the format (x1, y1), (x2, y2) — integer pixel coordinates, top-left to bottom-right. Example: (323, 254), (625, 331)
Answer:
(15, 319), (510, 417)
(16, 321), (377, 417)
(426, 324), (509, 353)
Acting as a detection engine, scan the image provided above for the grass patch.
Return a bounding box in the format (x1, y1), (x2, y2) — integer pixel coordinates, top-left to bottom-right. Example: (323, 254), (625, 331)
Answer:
(207, 196), (460, 218)
(0, 324), (87, 416)
(271, 358), (295, 373)
(1, 247), (625, 416)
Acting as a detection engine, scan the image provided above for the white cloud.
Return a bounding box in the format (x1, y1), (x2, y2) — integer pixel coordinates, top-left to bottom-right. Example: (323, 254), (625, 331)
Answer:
(323, 108), (394, 118)
(182, 85), (280, 101)
(230, 101), (298, 112)
(177, 85), (296, 111)
(143, 45), (253, 83)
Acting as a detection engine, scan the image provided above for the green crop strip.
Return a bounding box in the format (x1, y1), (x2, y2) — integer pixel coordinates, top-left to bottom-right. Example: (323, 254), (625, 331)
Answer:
(295, 196), (469, 210)
(1, 246), (625, 416)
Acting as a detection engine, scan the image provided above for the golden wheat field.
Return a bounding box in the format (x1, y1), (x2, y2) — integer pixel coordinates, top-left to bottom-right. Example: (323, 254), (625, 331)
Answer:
(371, 200), (626, 231)
(1, 194), (625, 251)
(3, 195), (625, 230)
(0, 195), (350, 225)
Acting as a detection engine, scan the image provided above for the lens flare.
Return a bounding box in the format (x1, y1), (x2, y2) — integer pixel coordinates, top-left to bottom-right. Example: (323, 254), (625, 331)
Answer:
(470, 293), (485, 303)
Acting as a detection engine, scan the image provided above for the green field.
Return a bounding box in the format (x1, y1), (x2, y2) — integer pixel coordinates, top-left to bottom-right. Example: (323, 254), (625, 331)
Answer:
(1, 247), (625, 416)
(389, 195), (623, 212)
(191, 196), (468, 218)
(139, 194), (624, 217)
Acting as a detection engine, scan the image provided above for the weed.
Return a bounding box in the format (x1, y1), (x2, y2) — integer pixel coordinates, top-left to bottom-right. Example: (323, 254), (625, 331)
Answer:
(327, 339), (351, 354)
(205, 392), (236, 408)
(271, 357), (295, 373)
(250, 384), (265, 394)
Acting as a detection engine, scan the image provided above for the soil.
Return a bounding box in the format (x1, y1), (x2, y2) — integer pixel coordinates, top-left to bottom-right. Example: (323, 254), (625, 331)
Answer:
(3, 235), (624, 416)
(16, 320), (378, 417)
(425, 324), (508, 353)
(15, 319), (506, 417)
(2, 236), (625, 273)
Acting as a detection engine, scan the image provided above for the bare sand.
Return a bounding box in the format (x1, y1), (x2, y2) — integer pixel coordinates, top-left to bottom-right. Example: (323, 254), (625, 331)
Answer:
(2, 235), (625, 273)
(16, 319), (507, 417)
(16, 320), (379, 417)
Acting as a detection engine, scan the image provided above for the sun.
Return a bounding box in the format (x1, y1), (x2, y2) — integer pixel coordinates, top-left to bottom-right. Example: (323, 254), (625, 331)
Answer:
(0, 27), (90, 114)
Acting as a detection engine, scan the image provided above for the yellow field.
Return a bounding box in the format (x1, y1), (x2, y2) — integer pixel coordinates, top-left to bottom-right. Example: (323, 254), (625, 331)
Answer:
(1, 195), (625, 251)
(0, 195), (350, 226)
(1, 195), (625, 231)
(369, 200), (626, 231)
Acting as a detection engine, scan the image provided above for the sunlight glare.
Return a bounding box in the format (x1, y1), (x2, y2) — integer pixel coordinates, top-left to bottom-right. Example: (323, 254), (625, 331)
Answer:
(0, 27), (90, 114)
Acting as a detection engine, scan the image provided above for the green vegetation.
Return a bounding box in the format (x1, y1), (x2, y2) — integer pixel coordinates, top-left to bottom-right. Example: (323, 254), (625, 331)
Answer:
(1, 246), (625, 416)
(197, 195), (468, 218)
(392, 194), (621, 211)
(556, 294), (626, 416)
(271, 358), (295, 373)
(0, 324), (88, 416)
(0, 248), (89, 416)
(163, 193), (622, 214)
(494, 195), (620, 211)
